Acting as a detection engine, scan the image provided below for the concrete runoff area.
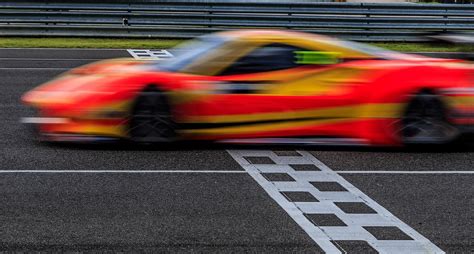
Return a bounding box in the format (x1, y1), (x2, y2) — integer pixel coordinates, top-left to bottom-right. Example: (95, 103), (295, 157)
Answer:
(0, 48), (471, 252)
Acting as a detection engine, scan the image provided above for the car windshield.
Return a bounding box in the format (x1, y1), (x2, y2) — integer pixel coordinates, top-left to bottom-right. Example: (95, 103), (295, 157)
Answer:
(155, 35), (228, 72)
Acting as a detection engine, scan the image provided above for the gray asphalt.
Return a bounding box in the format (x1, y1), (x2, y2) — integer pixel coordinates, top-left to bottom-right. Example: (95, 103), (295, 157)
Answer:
(0, 48), (472, 253)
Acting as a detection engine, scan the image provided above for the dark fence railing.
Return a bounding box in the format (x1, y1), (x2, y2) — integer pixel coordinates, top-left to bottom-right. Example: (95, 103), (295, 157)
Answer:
(1, 1), (474, 42)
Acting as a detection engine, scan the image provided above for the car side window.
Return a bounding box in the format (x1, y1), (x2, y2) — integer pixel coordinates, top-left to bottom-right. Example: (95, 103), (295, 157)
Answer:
(219, 43), (309, 76)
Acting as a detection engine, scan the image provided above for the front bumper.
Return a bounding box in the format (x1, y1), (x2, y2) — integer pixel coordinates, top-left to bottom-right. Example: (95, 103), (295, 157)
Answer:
(21, 117), (70, 125)
(21, 117), (125, 143)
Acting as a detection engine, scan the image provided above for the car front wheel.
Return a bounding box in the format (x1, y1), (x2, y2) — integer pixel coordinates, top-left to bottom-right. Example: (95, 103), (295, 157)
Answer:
(128, 86), (176, 143)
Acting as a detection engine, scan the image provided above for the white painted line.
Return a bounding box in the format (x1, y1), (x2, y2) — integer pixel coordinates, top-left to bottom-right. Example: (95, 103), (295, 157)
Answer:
(0, 58), (104, 61)
(0, 68), (70, 70)
(220, 137), (368, 146)
(0, 170), (246, 174)
(336, 171), (474, 174)
(227, 150), (445, 254)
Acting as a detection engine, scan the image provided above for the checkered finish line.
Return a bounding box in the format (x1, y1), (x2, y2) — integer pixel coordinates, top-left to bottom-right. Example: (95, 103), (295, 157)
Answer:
(228, 150), (444, 254)
(127, 49), (174, 60)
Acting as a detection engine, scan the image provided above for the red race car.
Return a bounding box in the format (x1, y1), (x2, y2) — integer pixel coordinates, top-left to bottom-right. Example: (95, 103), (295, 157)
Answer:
(22, 30), (474, 146)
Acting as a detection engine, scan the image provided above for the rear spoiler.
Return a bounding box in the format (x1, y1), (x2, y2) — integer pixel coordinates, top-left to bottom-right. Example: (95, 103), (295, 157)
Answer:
(425, 32), (474, 60)
(427, 32), (474, 45)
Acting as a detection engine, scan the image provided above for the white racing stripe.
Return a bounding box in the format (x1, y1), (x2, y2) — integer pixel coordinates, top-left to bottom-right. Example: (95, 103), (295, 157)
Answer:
(227, 150), (445, 254)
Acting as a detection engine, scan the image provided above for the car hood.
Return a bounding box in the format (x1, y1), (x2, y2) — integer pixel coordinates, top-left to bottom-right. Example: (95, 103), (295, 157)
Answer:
(68, 58), (151, 75)
(21, 58), (181, 110)
(22, 59), (144, 107)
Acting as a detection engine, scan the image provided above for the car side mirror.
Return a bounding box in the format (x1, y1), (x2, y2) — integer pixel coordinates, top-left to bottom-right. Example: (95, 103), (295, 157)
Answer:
(295, 51), (341, 65)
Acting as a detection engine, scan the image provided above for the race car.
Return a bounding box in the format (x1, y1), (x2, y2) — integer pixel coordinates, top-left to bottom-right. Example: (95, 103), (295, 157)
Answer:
(22, 29), (474, 146)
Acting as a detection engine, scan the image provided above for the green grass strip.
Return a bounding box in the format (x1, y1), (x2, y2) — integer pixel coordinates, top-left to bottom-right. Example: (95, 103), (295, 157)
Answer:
(1, 37), (473, 52)
(0, 37), (182, 49)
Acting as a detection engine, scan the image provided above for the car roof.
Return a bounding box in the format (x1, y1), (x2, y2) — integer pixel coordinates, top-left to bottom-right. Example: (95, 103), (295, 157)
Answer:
(214, 29), (378, 59)
(219, 29), (331, 39)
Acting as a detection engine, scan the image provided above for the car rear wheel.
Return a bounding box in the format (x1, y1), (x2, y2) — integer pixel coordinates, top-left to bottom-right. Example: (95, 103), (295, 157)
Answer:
(128, 86), (175, 143)
(399, 91), (459, 145)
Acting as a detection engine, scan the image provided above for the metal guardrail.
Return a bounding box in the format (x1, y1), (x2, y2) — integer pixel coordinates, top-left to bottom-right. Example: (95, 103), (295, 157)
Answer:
(1, 1), (474, 42)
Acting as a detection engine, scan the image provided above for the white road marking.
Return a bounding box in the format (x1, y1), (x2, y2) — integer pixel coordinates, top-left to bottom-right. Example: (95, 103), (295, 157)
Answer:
(0, 58), (103, 61)
(0, 170), (246, 174)
(0, 68), (70, 70)
(227, 150), (445, 254)
(0, 168), (466, 174)
(337, 171), (474, 174)
(220, 137), (368, 146)
(127, 49), (173, 60)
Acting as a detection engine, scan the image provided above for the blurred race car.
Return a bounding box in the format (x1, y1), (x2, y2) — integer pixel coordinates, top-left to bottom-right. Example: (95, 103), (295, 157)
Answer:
(22, 30), (474, 146)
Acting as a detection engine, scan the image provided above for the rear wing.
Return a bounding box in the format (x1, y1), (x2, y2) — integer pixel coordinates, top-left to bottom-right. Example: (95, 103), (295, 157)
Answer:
(426, 32), (474, 61)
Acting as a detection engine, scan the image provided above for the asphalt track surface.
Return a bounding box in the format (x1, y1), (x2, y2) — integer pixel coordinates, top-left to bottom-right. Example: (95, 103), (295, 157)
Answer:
(0, 48), (473, 253)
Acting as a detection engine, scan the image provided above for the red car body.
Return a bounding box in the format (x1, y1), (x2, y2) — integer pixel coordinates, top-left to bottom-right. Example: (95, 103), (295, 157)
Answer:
(22, 30), (474, 146)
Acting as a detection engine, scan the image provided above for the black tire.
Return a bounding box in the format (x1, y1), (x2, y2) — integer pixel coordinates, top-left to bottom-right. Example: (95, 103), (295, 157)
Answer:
(128, 86), (176, 143)
(399, 91), (459, 145)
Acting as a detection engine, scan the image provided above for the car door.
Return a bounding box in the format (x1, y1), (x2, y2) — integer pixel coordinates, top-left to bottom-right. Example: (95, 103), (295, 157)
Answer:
(182, 43), (365, 139)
